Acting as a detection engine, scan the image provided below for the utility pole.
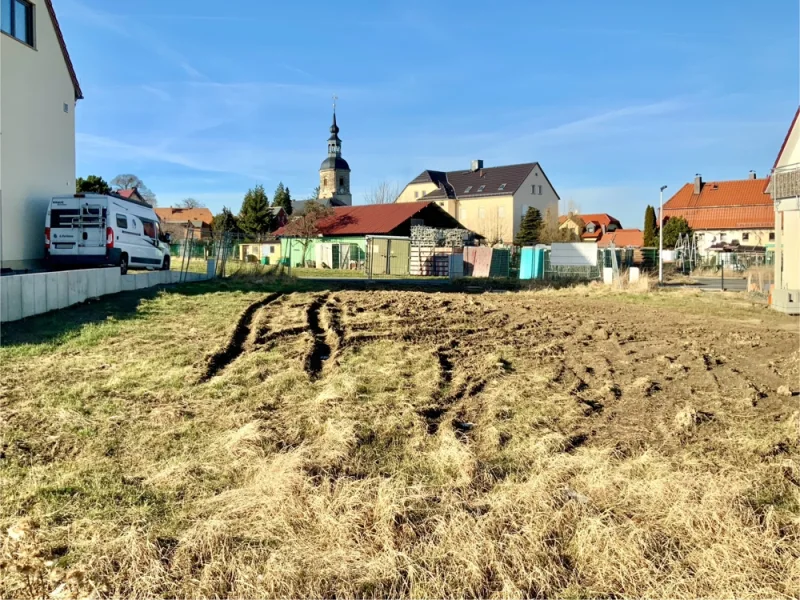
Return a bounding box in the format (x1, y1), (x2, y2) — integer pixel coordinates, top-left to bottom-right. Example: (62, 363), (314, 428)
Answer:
(658, 185), (668, 283)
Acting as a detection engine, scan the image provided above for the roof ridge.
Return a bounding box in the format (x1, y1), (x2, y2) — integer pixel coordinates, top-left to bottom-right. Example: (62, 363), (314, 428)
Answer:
(44, 0), (83, 100)
(689, 177), (769, 187)
(444, 161), (538, 176)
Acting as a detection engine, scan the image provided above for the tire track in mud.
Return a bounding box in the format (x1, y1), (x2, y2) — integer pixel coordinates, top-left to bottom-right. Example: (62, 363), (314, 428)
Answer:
(201, 293), (283, 381)
(304, 294), (332, 380)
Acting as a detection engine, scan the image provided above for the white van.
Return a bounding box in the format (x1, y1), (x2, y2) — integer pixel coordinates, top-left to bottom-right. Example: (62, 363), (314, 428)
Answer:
(45, 193), (171, 274)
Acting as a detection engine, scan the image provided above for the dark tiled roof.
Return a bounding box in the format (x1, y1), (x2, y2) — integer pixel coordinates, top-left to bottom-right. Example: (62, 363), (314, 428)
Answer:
(419, 162), (539, 200)
(45, 0), (83, 100)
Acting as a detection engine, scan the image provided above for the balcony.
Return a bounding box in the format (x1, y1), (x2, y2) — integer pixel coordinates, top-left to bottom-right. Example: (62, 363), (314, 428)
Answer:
(770, 163), (800, 200)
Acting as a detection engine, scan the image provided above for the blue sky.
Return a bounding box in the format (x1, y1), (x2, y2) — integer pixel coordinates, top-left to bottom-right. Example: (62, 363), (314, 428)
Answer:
(58, 0), (798, 227)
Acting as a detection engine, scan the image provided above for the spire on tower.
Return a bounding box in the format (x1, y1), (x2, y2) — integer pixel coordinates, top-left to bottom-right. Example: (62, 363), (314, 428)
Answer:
(330, 94), (340, 137)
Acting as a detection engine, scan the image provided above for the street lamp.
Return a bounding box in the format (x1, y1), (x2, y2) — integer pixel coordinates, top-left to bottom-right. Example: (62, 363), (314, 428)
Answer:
(658, 185), (668, 283)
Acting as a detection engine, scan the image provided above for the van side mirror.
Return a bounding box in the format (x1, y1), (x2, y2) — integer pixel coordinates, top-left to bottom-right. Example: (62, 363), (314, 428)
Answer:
(164, 233), (172, 243)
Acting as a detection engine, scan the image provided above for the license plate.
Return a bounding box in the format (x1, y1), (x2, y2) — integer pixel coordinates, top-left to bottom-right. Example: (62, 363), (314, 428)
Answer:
(54, 243), (74, 249)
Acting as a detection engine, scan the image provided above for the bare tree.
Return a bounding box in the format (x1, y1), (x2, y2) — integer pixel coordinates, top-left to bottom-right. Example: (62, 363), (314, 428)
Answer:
(111, 173), (157, 206)
(480, 212), (508, 246)
(565, 198), (581, 216)
(281, 201), (335, 267)
(178, 198), (203, 208)
(363, 181), (401, 204)
(539, 207), (580, 243)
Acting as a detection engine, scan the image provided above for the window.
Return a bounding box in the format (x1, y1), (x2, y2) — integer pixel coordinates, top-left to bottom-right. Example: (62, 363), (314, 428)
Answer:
(477, 185), (485, 193)
(498, 207), (505, 219)
(323, 177), (328, 186)
(438, 202), (444, 207)
(459, 208), (467, 221)
(269, 246), (275, 254)
(339, 177), (344, 187)
(720, 232), (726, 239)
(464, 186), (472, 193)
(532, 185), (536, 194)
(63, 103), (69, 114)
(769, 232), (775, 241)
(414, 191), (419, 199)
(1, 0), (34, 46)
(116, 214), (128, 229)
(142, 220), (156, 239)
(537, 185), (543, 194)
(742, 232), (749, 241)
(479, 207), (486, 219)
(498, 183), (506, 191)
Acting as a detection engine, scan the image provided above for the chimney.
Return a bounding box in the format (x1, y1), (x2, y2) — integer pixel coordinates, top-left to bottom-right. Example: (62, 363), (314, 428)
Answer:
(748, 170), (757, 180)
(694, 174), (703, 195)
(470, 159), (484, 172)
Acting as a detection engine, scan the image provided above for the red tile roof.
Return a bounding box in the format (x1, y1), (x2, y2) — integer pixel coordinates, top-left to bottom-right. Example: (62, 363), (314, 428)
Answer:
(663, 206), (774, 229)
(44, 0), (83, 100)
(275, 202), (458, 236)
(115, 189), (140, 200)
(597, 229), (644, 248)
(662, 178), (773, 229)
(575, 213), (621, 227)
(155, 207), (215, 225)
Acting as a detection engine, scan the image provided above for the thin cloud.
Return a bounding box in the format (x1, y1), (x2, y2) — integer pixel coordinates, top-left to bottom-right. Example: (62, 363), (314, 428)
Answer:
(59, 0), (205, 79)
(535, 99), (688, 139)
(140, 85), (171, 102)
(76, 133), (270, 180)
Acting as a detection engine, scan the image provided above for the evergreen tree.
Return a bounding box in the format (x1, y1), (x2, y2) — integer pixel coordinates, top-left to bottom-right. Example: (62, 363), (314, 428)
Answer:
(212, 206), (240, 233)
(643, 205), (658, 247)
(76, 175), (112, 195)
(661, 216), (691, 249)
(238, 185), (273, 239)
(514, 206), (543, 246)
(273, 182), (293, 215)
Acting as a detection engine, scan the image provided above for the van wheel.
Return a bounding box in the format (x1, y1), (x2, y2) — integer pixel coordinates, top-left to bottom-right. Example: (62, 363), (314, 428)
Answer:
(120, 254), (129, 275)
(161, 256), (170, 271)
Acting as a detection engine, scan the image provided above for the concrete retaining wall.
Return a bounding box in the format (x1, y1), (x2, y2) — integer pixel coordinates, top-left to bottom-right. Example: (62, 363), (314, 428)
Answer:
(1, 267), (211, 323)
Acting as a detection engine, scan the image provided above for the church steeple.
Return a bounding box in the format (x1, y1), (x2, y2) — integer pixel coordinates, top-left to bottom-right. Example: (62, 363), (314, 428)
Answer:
(328, 108), (341, 157)
(319, 96), (352, 206)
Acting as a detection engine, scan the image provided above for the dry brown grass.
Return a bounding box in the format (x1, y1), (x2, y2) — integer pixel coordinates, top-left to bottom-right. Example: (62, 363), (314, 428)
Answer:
(1, 280), (799, 598)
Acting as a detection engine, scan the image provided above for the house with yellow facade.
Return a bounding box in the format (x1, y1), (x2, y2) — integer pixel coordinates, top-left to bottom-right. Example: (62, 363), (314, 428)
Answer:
(396, 161), (559, 244)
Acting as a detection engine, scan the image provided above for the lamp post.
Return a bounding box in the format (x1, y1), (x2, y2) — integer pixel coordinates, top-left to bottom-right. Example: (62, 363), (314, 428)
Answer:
(658, 185), (668, 283)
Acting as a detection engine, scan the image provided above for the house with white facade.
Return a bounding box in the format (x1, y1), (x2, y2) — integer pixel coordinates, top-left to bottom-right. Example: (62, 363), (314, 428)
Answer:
(661, 174), (773, 256)
(768, 107), (800, 315)
(1, 0), (82, 270)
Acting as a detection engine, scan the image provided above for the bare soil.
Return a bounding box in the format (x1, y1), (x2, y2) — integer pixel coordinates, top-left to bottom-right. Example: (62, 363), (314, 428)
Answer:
(1, 283), (798, 598)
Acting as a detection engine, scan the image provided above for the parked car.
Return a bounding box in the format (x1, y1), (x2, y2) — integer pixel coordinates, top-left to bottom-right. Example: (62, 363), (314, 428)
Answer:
(45, 193), (170, 274)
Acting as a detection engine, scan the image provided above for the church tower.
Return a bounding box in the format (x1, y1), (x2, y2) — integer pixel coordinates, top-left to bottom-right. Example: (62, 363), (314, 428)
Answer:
(319, 99), (352, 206)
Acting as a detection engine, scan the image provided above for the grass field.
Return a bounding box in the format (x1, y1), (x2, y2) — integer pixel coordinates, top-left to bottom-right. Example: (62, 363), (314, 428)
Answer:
(1, 278), (798, 598)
